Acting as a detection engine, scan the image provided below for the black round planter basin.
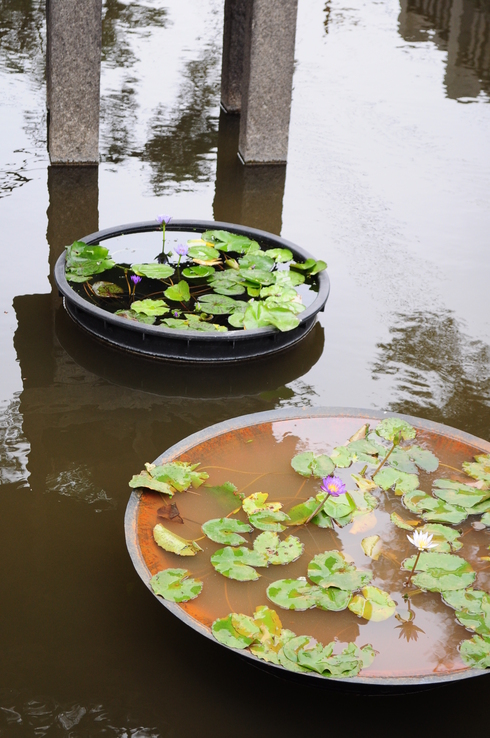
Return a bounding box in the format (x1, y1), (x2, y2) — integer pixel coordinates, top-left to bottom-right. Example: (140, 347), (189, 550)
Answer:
(125, 408), (490, 693)
(54, 220), (330, 363)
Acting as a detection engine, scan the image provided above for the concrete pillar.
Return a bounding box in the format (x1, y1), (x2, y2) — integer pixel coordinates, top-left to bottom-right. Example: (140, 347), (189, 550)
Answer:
(46, 0), (102, 164)
(238, 0), (298, 164)
(221, 0), (248, 113)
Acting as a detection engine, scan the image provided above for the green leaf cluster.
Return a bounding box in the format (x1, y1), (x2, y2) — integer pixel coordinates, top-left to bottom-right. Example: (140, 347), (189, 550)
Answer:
(210, 532), (304, 580)
(442, 588), (490, 636)
(65, 241), (115, 283)
(459, 633), (490, 669)
(402, 552), (475, 592)
(129, 460), (208, 496)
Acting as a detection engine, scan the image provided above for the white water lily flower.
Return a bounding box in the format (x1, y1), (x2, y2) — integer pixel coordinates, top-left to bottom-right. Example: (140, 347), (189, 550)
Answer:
(407, 530), (438, 551)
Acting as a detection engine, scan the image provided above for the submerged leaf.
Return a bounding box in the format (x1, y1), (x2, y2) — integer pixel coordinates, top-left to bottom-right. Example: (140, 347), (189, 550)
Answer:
(92, 281), (124, 297)
(157, 500), (183, 523)
(150, 568), (202, 602)
(153, 524), (203, 557)
(348, 586), (396, 622)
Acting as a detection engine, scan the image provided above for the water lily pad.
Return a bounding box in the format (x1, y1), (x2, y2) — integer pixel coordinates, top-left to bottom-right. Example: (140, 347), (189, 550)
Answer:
(390, 512), (417, 530)
(285, 494), (326, 526)
(375, 418), (416, 442)
(210, 279), (246, 296)
(402, 552), (475, 592)
(443, 589), (490, 636)
(211, 546), (266, 580)
(402, 489), (468, 524)
(407, 445), (439, 472)
(239, 268), (276, 286)
(187, 244), (221, 262)
(238, 252), (275, 271)
(322, 492), (357, 522)
(329, 446), (352, 468)
(264, 247), (293, 262)
(348, 586), (396, 622)
(481, 513), (490, 526)
(150, 568), (203, 602)
(153, 524), (203, 557)
(374, 467), (419, 495)
(182, 265), (215, 279)
(148, 461), (208, 492)
(386, 448), (419, 474)
(242, 492), (282, 515)
(115, 309), (156, 324)
(195, 293), (239, 314)
(201, 518), (253, 546)
(164, 280), (190, 302)
(253, 532), (304, 565)
(313, 587), (352, 612)
(131, 298), (169, 316)
(249, 509), (289, 532)
(361, 535), (383, 560)
(432, 479), (490, 509)
(418, 523), (463, 552)
(463, 454), (490, 483)
(212, 614), (257, 649)
(131, 263), (175, 279)
(267, 578), (317, 611)
(278, 635), (313, 673)
(291, 452), (335, 478)
(459, 633), (490, 669)
(202, 230), (260, 254)
(91, 281), (124, 297)
(128, 472), (174, 496)
(308, 551), (371, 591)
(231, 613), (262, 641)
(65, 241), (115, 281)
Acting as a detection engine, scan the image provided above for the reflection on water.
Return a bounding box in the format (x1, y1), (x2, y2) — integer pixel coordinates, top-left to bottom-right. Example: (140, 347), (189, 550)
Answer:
(0, 0), (45, 79)
(372, 310), (490, 438)
(399, 0), (490, 100)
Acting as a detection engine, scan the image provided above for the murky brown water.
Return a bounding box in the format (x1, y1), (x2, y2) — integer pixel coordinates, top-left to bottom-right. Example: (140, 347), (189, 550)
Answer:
(0, 0), (489, 735)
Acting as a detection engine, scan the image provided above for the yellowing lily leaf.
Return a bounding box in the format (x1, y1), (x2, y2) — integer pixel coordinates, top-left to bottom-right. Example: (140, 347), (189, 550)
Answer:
(361, 535), (382, 560)
(153, 523), (203, 556)
(348, 586), (396, 622)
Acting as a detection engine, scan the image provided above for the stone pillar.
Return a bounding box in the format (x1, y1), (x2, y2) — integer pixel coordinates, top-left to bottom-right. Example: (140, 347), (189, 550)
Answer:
(221, 0), (247, 113)
(46, 0), (102, 164)
(238, 0), (298, 164)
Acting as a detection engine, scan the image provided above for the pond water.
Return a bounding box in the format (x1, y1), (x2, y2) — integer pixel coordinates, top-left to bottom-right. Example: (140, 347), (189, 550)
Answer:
(0, 0), (489, 735)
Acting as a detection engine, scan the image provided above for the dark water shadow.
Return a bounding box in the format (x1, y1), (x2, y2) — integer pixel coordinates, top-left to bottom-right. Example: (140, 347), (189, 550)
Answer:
(371, 309), (490, 438)
(398, 0), (490, 100)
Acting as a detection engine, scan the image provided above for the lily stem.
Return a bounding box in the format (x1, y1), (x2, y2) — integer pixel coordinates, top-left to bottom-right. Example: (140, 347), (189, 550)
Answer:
(405, 549), (421, 588)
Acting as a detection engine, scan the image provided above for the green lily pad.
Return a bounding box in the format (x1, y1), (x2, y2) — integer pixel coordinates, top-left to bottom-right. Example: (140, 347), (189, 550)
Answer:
(481, 513), (490, 527)
(402, 489), (468, 524)
(195, 293), (240, 315)
(150, 568), (203, 603)
(264, 295), (306, 316)
(275, 270), (305, 287)
(153, 524), (203, 557)
(313, 587), (352, 612)
(249, 509), (289, 532)
(285, 494), (326, 526)
(322, 492), (357, 522)
(407, 445), (439, 472)
(253, 532), (304, 565)
(375, 418), (416, 442)
(308, 551), (372, 591)
(128, 472), (174, 496)
(386, 448), (419, 474)
(201, 518), (253, 546)
(65, 241), (115, 282)
(211, 546), (266, 581)
(182, 265), (215, 279)
(210, 279), (246, 296)
(148, 461), (208, 492)
(164, 280), (190, 302)
(131, 298), (169, 316)
(463, 454), (490, 483)
(238, 252), (275, 271)
(242, 492), (282, 515)
(115, 309), (156, 324)
(131, 263), (175, 279)
(212, 614), (257, 649)
(390, 512), (417, 530)
(329, 446), (353, 468)
(374, 467), (419, 495)
(402, 552), (475, 592)
(443, 589), (490, 636)
(432, 479), (490, 509)
(348, 586), (397, 622)
(239, 268), (276, 286)
(187, 244), (221, 262)
(91, 281), (124, 297)
(291, 452), (335, 478)
(459, 633), (490, 669)
(264, 248), (293, 262)
(418, 523), (463, 552)
(202, 231), (260, 255)
(267, 578), (318, 611)
(278, 635), (314, 673)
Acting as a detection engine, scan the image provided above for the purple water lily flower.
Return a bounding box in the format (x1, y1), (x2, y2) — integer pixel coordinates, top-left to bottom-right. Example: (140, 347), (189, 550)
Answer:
(320, 476), (347, 497)
(130, 275), (142, 285)
(174, 244), (188, 257)
(172, 310), (180, 318)
(156, 214), (172, 225)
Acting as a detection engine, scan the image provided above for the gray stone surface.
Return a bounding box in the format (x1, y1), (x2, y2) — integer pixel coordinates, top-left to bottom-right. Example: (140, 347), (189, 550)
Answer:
(238, 0), (298, 164)
(46, 0), (102, 164)
(221, 0), (247, 113)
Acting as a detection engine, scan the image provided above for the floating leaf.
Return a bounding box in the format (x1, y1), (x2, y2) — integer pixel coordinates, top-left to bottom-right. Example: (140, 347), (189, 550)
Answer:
(291, 452), (335, 478)
(375, 418), (416, 442)
(211, 546), (266, 581)
(202, 231), (260, 255)
(253, 532), (304, 565)
(205, 481), (242, 504)
(242, 492), (282, 515)
(148, 461), (208, 492)
(264, 247), (293, 263)
(351, 474), (379, 493)
(195, 293), (240, 315)
(210, 280), (246, 296)
(481, 513), (490, 527)
(463, 454), (490, 483)
(407, 445), (439, 473)
(361, 535), (382, 560)
(131, 298), (169, 316)
(65, 241), (115, 281)
(348, 488), (379, 512)
(201, 518), (253, 546)
(239, 268), (275, 286)
(249, 509), (289, 532)
(131, 263), (175, 279)
(418, 523), (463, 552)
(432, 479), (490, 509)
(374, 467), (419, 495)
(348, 586), (396, 622)
(91, 281), (124, 297)
(212, 614), (257, 649)
(442, 589), (490, 636)
(402, 552), (475, 592)
(322, 492), (357, 522)
(239, 252), (275, 271)
(390, 512), (418, 531)
(267, 578), (318, 611)
(330, 446), (352, 468)
(286, 494), (326, 526)
(386, 448), (419, 474)
(182, 265), (215, 279)
(128, 472), (174, 496)
(187, 244), (221, 262)
(164, 280), (190, 302)
(153, 524), (203, 557)
(459, 633), (490, 669)
(313, 587), (352, 612)
(150, 568), (203, 602)
(308, 551), (371, 591)
(115, 309), (156, 324)
(157, 500), (183, 523)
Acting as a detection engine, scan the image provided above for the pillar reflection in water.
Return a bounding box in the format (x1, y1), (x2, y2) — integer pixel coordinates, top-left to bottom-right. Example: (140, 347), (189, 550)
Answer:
(213, 109), (286, 235)
(398, 0), (490, 99)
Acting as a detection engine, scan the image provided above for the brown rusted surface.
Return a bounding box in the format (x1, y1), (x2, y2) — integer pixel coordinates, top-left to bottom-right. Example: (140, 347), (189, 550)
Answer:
(127, 409), (490, 685)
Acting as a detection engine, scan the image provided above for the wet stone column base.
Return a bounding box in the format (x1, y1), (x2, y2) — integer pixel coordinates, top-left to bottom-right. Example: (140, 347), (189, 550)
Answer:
(221, 0), (247, 113)
(238, 0), (298, 164)
(46, 0), (102, 165)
